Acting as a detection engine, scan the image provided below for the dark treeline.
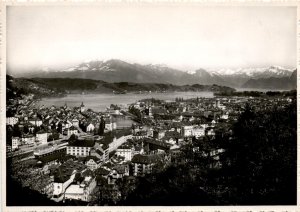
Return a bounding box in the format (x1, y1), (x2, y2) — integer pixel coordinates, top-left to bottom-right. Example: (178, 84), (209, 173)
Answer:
(118, 100), (297, 205)
(215, 89), (296, 98)
(29, 78), (99, 91)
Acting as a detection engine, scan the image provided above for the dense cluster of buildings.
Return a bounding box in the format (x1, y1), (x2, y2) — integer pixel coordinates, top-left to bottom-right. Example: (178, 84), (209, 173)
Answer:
(6, 93), (294, 204)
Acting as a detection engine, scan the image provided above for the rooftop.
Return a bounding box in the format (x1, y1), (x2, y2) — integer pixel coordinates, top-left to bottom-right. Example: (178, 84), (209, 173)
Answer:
(65, 184), (84, 195)
(131, 154), (164, 164)
(68, 139), (95, 147)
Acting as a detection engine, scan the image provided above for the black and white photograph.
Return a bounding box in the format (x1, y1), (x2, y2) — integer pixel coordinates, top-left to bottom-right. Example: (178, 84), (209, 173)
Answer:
(2, 2), (298, 211)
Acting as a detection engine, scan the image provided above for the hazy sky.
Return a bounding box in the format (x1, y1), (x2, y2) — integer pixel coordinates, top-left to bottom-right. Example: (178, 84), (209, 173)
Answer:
(7, 5), (296, 74)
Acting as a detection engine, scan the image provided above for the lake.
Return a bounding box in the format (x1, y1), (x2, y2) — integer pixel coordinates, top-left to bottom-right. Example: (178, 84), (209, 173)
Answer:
(38, 92), (214, 112)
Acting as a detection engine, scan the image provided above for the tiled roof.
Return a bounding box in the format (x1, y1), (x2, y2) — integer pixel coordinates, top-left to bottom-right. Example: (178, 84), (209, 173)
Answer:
(84, 156), (101, 163)
(95, 167), (110, 176)
(113, 165), (127, 174)
(131, 154), (163, 164)
(38, 150), (66, 164)
(68, 139), (95, 147)
(142, 138), (171, 149)
(65, 184), (84, 194)
(69, 126), (77, 130)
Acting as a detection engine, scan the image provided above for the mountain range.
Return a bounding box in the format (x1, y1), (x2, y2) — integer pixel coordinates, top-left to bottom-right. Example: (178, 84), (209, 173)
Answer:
(243, 69), (297, 90)
(13, 59), (296, 89)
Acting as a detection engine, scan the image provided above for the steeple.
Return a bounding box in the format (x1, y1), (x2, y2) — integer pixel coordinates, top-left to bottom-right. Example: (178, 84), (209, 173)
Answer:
(80, 102), (85, 112)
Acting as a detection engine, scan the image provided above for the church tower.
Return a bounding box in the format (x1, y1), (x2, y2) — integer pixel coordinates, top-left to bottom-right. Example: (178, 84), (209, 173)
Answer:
(80, 102), (85, 113)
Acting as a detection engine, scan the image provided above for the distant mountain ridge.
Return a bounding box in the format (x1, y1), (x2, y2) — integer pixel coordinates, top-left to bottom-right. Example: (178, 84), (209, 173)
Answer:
(13, 59), (295, 89)
(6, 75), (236, 99)
(242, 69), (297, 90)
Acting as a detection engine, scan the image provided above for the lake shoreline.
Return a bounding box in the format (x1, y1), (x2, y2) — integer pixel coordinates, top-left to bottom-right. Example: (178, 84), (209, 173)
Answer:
(37, 91), (215, 112)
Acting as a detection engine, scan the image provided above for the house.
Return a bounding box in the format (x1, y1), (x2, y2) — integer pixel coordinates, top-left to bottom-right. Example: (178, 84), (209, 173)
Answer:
(105, 118), (117, 131)
(152, 129), (166, 140)
(67, 126), (78, 137)
(11, 137), (20, 151)
(67, 139), (95, 157)
(108, 165), (129, 184)
(163, 130), (182, 145)
(220, 114), (229, 120)
(90, 143), (107, 162)
(132, 144), (144, 156)
(142, 138), (171, 154)
(28, 124), (35, 133)
(64, 120), (73, 129)
(29, 118), (43, 127)
(72, 119), (79, 127)
(21, 134), (36, 145)
(116, 146), (132, 161)
(36, 131), (48, 145)
(86, 123), (95, 133)
(206, 128), (215, 136)
(181, 125), (205, 138)
(131, 154), (163, 176)
(132, 130), (147, 140)
(192, 126), (205, 138)
(181, 126), (193, 137)
(107, 169), (121, 185)
(51, 160), (86, 202)
(35, 147), (67, 166)
(6, 117), (18, 126)
(84, 156), (102, 170)
(211, 120), (216, 127)
(64, 176), (97, 202)
(7, 145), (12, 153)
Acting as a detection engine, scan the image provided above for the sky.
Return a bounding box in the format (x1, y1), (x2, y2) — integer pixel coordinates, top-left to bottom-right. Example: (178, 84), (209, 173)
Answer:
(6, 5), (296, 74)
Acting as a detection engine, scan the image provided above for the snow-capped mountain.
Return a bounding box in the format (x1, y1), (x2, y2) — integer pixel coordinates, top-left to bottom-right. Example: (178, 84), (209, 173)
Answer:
(209, 66), (293, 78)
(206, 66), (294, 87)
(18, 59), (295, 89)
(242, 69), (297, 90)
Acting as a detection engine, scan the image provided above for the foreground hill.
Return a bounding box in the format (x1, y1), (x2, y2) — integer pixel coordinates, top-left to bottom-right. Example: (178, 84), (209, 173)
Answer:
(6, 75), (66, 100)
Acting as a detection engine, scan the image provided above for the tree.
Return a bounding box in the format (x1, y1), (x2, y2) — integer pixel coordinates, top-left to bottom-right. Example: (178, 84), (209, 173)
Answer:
(9, 159), (51, 195)
(220, 101), (297, 205)
(12, 124), (21, 137)
(57, 122), (63, 134)
(47, 134), (54, 142)
(68, 134), (78, 144)
(23, 125), (29, 134)
(128, 106), (142, 123)
(52, 131), (60, 140)
(6, 125), (13, 145)
(98, 116), (105, 136)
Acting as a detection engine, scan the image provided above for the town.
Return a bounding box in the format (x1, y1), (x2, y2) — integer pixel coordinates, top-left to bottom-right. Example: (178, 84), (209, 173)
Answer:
(6, 91), (296, 205)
